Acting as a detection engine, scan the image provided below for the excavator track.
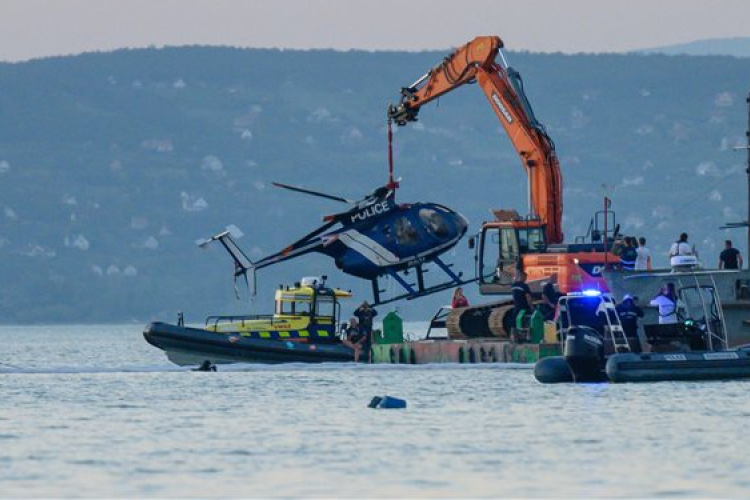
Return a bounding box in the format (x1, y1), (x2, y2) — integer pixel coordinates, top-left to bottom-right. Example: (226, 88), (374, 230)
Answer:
(446, 299), (516, 339)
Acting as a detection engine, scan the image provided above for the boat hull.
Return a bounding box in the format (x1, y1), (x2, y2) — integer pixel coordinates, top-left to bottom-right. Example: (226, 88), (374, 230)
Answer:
(606, 350), (750, 383)
(143, 322), (356, 365)
(535, 349), (750, 384)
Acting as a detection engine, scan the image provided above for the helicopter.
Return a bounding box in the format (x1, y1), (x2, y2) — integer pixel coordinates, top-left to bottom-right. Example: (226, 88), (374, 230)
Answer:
(199, 180), (472, 306)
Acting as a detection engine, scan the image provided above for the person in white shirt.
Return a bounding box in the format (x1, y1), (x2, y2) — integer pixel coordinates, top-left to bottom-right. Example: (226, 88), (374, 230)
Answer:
(669, 233), (695, 258)
(650, 283), (678, 324)
(635, 236), (652, 270)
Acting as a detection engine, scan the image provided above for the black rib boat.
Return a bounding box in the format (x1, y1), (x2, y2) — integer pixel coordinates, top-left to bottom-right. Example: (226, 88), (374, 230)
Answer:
(144, 321), (356, 365)
(144, 277), (362, 365)
(535, 271), (750, 384)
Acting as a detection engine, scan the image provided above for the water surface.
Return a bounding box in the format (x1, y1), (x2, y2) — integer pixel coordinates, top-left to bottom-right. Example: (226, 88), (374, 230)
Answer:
(1, 325), (749, 498)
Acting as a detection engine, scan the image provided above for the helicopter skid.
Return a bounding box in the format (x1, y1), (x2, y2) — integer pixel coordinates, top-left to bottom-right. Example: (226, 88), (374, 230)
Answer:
(371, 260), (478, 306)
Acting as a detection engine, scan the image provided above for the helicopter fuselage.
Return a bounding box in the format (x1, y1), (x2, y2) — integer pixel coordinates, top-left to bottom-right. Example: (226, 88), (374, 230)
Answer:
(320, 202), (468, 280)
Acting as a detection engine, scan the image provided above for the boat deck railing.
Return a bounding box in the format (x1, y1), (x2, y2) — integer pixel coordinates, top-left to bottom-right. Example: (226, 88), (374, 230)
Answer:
(204, 314), (279, 330)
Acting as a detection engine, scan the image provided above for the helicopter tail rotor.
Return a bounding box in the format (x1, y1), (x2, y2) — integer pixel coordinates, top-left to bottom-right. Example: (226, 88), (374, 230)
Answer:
(197, 227), (257, 299)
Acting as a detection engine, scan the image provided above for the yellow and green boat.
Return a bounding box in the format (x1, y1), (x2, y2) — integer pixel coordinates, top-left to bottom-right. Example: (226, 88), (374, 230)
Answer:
(143, 277), (358, 365)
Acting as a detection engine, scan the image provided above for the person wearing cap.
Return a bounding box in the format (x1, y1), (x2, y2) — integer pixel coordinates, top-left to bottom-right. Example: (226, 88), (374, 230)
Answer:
(616, 294), (644, 352)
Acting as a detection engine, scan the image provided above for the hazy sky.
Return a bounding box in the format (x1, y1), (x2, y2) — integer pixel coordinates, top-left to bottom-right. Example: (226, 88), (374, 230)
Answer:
(2, 0), (750, 62)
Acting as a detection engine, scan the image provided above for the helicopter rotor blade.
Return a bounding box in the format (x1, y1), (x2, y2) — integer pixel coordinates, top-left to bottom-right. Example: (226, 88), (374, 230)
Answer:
(272, 181), (355, 204)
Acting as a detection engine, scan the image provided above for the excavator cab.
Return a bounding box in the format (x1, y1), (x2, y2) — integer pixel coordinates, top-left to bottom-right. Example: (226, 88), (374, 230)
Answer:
(478, 210), (547, 294)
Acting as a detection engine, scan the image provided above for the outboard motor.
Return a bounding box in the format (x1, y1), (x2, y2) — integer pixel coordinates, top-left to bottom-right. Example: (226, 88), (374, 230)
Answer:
(564, 326), (607, 382)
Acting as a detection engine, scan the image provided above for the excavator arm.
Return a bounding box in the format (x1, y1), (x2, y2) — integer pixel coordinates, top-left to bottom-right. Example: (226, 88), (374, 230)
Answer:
(388, 36), (564, 244)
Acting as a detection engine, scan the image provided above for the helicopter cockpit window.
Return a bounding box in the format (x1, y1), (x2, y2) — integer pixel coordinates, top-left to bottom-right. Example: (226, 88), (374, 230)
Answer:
(381, 223), (395, 243)
(419, 209), (449, 238)
(395, 217), (419, 246)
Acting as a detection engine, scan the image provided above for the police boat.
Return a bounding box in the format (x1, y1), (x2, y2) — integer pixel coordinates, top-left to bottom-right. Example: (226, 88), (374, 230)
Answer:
(143, 276), (362, 365)
(534, 271), (750, 384)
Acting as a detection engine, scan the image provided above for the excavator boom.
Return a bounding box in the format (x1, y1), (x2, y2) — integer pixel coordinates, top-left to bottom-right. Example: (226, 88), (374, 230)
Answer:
(388, 36), (563, 244)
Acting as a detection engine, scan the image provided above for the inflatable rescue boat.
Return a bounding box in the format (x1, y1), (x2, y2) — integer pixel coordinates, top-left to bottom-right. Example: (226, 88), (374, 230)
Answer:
(534, 272), (750, 384)
(144, 277), (361, 365)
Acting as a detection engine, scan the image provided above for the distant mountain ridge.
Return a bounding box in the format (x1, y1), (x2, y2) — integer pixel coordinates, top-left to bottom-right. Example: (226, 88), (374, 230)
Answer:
(1, 46), (750, 324)
(637, 37), (750, 57)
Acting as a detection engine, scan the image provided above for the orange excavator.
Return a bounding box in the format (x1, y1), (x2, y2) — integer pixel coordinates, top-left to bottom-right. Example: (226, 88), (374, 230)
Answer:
(388, 36), (619, 337)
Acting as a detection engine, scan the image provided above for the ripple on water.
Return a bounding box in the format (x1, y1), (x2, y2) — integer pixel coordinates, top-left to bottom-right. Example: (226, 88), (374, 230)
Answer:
(2, 325), (750, 497)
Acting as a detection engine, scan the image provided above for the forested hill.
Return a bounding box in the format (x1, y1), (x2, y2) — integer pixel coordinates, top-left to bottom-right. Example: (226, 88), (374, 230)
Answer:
(2, 46), (750, 323)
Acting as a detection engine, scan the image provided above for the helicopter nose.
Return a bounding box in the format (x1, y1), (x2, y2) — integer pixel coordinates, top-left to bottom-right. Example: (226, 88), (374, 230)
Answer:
(454, 212), (469, 235)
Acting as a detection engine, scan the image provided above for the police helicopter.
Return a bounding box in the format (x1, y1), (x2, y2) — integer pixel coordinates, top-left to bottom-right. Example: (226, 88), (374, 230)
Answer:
(199, 177), (472, 305)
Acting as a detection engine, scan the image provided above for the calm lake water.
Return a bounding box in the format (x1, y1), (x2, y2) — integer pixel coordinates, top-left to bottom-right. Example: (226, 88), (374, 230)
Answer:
(2, 324), (750, 498)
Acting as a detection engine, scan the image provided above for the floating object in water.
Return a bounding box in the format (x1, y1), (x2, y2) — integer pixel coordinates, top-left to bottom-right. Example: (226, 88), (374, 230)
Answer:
(368, 395), (407, 409)
(192, 360), (217, 372)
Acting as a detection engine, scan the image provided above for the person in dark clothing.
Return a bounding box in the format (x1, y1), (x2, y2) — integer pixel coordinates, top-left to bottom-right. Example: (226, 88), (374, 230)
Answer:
(354, 301), (377, 362)
(619, 236), (638, 271)
(541, 273), (562, 321)
(511, 271), (533, 324)
(719, 239), (743, 269)
(193, 360), (217, 372)
(342, 317), (365, 362)
(616, 294), (644, 352)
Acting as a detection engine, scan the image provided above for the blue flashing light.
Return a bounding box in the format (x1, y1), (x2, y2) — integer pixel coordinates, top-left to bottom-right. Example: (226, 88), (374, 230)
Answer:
(582, 289), (602, 297)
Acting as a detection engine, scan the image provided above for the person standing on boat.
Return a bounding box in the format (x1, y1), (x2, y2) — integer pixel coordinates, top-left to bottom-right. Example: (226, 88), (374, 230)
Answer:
(354, 301), (377, 363)
(541, 273), (561, 321)
(619, 236), (638, 271)
(719, 240), (743, 269)
(616, 294), (644, 352)
(650, 283), (679, 324)
(342, 317), (364, 362)
(511, 271), (533, 325)
(635, 237), (652, 271)
(451, 287), (469, 308)
(669, 233), (694, 258)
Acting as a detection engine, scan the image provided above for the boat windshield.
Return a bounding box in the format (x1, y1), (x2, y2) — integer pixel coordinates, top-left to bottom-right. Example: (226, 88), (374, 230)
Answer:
(315, 297), (336, 318)
(562, 297), (614, 334)
(679, 286), (717, 323)
(277, 300), (312, 316)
